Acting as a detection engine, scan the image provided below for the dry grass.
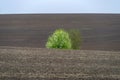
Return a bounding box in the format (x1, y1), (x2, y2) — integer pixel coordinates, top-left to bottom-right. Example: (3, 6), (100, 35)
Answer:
(0, 46), (120, 80)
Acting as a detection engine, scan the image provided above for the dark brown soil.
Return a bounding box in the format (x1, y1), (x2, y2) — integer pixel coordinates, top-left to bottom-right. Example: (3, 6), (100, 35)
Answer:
(0, 46), (120, 80)
(0, 14), (120, 51)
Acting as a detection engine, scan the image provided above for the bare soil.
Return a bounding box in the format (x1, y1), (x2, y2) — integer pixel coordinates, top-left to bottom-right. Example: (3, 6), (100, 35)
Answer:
(0, 14), (120, 51)
(0, 46), (120, 80)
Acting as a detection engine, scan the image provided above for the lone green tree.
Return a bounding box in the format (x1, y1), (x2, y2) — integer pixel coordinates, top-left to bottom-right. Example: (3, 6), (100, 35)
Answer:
(46, 29), (72, 49)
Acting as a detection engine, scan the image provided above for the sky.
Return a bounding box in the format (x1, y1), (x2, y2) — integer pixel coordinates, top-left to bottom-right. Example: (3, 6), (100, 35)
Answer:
(0, 0), (120, 14)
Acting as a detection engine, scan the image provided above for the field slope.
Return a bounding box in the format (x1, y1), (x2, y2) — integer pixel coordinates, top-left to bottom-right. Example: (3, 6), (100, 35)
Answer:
(0, 46), (120, 80)
(0, 14), (120, 51)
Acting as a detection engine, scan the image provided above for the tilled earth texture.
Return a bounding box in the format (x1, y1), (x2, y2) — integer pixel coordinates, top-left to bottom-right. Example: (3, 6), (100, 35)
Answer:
(0, 46), (120, 80)
(0, 14), (120, 51)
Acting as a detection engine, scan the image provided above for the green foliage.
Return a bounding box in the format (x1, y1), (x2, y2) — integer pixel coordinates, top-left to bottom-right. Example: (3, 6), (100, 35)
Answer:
(68, 29), (82, 49)
(46, 29), (72, 49)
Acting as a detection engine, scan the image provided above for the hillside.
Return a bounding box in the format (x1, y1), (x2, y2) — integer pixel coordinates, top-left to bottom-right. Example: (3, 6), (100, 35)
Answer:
(0, 46), (120, 80)
(0, 14), (120, 51)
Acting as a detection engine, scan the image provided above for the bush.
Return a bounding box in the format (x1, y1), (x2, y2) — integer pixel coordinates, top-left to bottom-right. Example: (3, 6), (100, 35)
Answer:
(46, 29), (72, 49)
(68, 29), (82, 49)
